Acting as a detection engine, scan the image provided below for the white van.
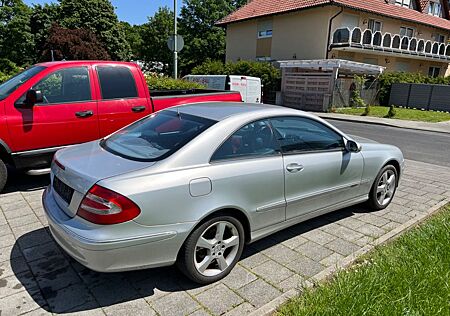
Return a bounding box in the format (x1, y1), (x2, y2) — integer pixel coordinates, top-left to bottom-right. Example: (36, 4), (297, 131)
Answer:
(184, 75), (262, 103)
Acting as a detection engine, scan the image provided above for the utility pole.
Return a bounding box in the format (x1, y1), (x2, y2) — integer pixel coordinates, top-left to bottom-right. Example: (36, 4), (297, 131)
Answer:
(173, 0), (178, 79)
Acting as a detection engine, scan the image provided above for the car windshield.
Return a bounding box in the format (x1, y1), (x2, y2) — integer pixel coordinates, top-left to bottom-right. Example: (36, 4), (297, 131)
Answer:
(0, 66), (46, 101)
(101, 110), (217, 162)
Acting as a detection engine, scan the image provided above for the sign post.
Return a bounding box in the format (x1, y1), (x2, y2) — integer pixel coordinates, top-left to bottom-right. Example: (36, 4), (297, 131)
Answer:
(174, 0), (178, 79)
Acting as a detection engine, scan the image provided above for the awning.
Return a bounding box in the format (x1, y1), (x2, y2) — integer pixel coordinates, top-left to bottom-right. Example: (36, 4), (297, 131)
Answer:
(277, 59), (385, 76)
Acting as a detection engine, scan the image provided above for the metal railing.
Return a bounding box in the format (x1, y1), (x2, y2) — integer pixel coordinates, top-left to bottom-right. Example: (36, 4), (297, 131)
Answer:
(330, 27), (450, 60)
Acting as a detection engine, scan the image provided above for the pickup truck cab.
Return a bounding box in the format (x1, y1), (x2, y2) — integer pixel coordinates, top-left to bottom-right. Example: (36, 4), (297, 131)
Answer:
(0, 61), (242, 191)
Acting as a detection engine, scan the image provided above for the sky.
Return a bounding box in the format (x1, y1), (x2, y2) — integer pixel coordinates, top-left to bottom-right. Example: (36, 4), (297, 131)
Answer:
(23, 0), (176, 25)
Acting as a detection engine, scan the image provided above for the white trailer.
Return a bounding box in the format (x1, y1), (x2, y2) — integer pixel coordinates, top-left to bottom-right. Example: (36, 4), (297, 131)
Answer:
(184, 75), (262, 103)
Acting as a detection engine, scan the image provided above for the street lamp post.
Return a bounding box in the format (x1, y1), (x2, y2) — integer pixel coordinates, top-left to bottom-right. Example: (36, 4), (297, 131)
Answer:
(174, 0), (178, 79)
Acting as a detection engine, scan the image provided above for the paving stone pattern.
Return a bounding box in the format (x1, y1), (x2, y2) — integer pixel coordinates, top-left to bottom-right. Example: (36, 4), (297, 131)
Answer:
(0, 160), (449, 315)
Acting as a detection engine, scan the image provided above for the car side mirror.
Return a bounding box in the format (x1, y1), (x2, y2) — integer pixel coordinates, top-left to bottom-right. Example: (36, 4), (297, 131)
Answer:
(22, 89), (43, 107)
(345, 139), (362, 153)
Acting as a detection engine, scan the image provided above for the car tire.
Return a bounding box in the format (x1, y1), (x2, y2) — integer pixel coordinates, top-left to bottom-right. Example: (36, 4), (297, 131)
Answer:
(0, 159), (7, 193)
(177, 215), (245, 284)
(368, 165), (398, 210)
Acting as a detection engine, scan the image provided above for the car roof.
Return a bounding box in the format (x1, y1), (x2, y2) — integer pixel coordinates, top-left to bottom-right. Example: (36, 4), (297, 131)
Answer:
(167, 102), (310, 121)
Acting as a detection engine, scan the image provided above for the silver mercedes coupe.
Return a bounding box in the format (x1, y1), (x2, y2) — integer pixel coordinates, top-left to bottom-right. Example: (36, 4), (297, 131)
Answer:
(43, 102), (404, 284)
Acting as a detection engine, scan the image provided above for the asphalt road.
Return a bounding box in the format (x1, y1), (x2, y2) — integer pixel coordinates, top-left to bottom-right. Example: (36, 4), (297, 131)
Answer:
(326, 119), (450, 168)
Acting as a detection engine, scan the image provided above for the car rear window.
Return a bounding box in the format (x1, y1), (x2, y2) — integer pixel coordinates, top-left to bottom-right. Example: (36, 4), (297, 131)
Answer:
(101, 110), (217, 162)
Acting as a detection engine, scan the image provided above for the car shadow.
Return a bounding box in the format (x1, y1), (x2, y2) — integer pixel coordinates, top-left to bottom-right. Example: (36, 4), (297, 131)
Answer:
(2, 170), (50, 194)
(11, 204), (369, 313)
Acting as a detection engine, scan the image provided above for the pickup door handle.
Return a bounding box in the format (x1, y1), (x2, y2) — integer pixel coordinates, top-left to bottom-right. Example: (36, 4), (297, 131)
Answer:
(286, 163), (304, 173)
(75, 110), (93, 118)
(132, 106), (147, 113)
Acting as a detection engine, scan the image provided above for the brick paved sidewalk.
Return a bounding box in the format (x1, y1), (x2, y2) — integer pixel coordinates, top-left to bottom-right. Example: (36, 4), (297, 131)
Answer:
(1, 160), (449, 316)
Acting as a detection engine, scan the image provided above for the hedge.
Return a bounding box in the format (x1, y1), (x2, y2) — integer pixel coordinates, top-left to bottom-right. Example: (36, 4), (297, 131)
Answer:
(0, 59), (20, 84)
(378, 72), (450, 106)
(0, 73), (10, 84)
(145, 75), (205, 90)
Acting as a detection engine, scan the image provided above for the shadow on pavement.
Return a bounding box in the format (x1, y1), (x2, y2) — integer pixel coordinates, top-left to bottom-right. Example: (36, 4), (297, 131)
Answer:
(11, 204), (369, 313)
(3, 169), (50, 194)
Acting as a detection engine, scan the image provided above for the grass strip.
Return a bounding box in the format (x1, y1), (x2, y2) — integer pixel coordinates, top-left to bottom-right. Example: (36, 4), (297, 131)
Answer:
(336, 106), (450, 123)
(278, 205), (450, 316)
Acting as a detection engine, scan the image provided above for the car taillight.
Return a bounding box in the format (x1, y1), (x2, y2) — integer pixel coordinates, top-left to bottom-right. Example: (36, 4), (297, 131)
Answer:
(77, 185), (140, 225)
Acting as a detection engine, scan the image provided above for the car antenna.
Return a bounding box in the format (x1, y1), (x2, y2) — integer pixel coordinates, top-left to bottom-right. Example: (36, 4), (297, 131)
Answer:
(176, 107), (181, 118)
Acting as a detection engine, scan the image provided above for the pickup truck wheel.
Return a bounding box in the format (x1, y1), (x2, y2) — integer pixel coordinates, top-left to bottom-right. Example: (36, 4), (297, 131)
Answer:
(177, 216), (245, 284)
(0, 159), (7, 193)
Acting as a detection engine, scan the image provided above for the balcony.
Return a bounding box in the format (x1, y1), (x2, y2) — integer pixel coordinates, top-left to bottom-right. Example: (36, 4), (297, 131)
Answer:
(330, 27), (450, 61)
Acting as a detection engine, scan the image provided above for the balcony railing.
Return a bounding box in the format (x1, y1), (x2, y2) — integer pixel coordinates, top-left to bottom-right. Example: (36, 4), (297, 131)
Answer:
(330, 27), (450, 61)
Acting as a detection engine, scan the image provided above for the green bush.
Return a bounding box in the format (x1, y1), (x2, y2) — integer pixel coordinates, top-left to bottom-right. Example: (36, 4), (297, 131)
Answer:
(0, 58), (20, 76)
(378, 72), (450, 106)
(350, 75), (366, 108)
(145, 75), (205, 90)
(362, 104), (371, 116)
(386, 105), (397, 118)
(0, 72), (10, 84)
(0, 59), (21, 84)
(191, 60), (281, 92)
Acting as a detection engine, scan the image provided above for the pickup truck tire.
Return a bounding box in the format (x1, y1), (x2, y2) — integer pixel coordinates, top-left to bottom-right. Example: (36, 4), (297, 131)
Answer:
(0, 159), (7, 193)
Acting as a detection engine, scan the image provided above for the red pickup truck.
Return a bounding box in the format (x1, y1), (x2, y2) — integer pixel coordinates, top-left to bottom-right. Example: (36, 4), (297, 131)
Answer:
(0, 61), (242, 191)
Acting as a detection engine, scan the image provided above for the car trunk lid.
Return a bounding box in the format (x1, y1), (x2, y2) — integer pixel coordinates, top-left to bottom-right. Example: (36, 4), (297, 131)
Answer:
(51, 141), (153, 218)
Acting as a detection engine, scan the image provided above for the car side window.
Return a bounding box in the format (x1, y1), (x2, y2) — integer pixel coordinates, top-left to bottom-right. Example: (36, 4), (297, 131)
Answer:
(97, 66), (138, 100)
(211, 119), (280, 161)
(23, 67), (91, 105)
(270, 117), (344, 153)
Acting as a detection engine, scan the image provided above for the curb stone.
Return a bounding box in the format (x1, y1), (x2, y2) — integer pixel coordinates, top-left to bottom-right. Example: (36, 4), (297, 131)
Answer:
(248, 198), (450, 316)
(315, 113), (450, 135)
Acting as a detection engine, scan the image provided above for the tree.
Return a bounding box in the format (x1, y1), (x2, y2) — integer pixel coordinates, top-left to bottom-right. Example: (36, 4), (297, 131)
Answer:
(120, 21), (143, 60)
(41, 24), (110, 61)
(178, 0), (246, 73)
(0, 0), (34, 66)
(30, 3), (60, 61)
(58, 0), (131, 60)
(139, 7), (174, 74)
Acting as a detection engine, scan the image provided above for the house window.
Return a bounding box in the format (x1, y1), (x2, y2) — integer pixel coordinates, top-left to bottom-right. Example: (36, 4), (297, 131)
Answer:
(434, 33), (446, 43)
(257, 20), (273, 38)
(368, 19), (382, 32)
(428, 1), (443, 17)
(400, 26), (414, 38)
(428, 66), (441, 77)
(395, 0), (411, 8)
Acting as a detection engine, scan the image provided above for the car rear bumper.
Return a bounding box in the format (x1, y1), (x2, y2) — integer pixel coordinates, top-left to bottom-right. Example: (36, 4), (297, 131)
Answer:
(42, 187), (194, 272)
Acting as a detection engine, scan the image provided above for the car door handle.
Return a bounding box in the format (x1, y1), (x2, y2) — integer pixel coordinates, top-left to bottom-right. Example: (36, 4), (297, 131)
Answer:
(75, 110), (93, 118)
(286, 163), (304, 173)
(132, 106), (146, 113)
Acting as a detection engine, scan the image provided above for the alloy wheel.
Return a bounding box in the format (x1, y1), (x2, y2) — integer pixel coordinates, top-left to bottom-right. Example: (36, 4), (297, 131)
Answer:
(194, 221), (240, 277)
(376, 169), (396, 206)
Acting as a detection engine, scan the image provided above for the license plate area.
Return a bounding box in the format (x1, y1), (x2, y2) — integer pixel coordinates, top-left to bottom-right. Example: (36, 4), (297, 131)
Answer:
(53, 176), (74, 204)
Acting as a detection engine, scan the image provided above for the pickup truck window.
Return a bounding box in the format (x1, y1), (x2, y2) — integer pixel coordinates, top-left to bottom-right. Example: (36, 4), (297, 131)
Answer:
(29, 67), (91, 105)
(0, 66), (46, 101)
(97, 66), (138, 100)
(101, 110), (216, 162)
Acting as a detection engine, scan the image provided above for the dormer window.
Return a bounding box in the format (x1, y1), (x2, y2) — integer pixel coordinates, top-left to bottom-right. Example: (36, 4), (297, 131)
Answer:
(428, 1), (443, 17)
(395, 0), (412, 8)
